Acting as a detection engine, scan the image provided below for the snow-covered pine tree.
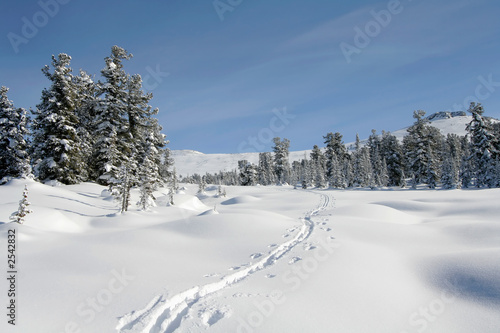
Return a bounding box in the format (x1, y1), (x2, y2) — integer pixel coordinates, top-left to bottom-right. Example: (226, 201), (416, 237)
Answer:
(440, 134), (463, 189)
(92, 46), (133, 185)
(403, 110), (442, 188)
(0, 86), (31, 182)
(258, 152), (274, 185)
(351, 133), (373, 187)
(10, 185), (32, 224)
(126, 74), (167, 185)
(381, 132), (404, 187)
(197, 176), (207, 195)
(466, 102), (497, 188)
(31, 54), (86, 184)
(273, 137), (291, 185)
(73, 69), (100, 180)
(460, 136), (473, 188)
(367, 130), (388, 187)
(238, 160), (258, 186)
(137, 135), (160, 210)
(310, 144), (326, 188)
(159, 148), (174, 181)
(323, 132), (348, 188)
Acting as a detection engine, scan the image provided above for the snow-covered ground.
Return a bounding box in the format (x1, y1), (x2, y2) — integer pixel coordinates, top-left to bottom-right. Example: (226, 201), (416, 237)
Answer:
(1, 179), (499, 333)
(172, 113), (474, 176)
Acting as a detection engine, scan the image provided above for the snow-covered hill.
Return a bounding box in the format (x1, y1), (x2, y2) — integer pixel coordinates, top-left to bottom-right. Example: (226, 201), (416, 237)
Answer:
(172, 112), (476, 176)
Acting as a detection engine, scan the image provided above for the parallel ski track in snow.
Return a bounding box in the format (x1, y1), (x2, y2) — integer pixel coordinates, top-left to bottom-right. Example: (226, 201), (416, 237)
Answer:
(116, 191), (332, 333)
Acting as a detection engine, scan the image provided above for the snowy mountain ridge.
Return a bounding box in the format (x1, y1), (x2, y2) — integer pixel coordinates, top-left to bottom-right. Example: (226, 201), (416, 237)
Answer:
(172, 112), (494, 177)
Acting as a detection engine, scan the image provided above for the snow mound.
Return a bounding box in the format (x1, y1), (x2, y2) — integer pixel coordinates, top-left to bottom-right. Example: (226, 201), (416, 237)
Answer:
(175, 194), (210, 212)
(334, 203), (421, 224)
(199, 208), (219, 216)
(221, 195), (261, 205)
(26, 208), (84, 233)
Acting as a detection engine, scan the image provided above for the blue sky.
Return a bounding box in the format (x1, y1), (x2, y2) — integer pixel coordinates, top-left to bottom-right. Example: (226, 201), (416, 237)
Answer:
(1, 0), (500, 153)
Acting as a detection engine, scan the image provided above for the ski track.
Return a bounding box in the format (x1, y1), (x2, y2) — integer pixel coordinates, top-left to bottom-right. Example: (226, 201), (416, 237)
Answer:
(116, 190), (332, 333)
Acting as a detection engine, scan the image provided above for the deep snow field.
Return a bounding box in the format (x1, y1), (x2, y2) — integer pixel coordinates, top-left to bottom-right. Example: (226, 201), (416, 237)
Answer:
(1, 179), (500, 333)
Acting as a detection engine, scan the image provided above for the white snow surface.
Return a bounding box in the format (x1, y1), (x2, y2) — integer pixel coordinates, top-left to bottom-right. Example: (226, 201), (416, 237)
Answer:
(172, 113), (475, 176)
(1, 179), (500, 333)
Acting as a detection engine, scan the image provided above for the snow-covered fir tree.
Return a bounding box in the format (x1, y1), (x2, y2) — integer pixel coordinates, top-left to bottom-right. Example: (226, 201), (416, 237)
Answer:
(466, 102), (498, 188)
(351, 134), (373, 187)
(10, 185), (32, 224)
(258, 152), (275, 185)
(31, 54), (86, 184)
(92, 46), (133, 185)
(403, 110), (442, 188)
(441, 134), (463, 189)
(197, 176), (207, 195)
(460, 136), (473, 188)
(367, 130), (388, 187)
(273, 137), (291, 185)
(324, 132), (348, 188)
(238, 160), (258, 186)
(310, 144), (326, 188)
(0, 86), (31, 182)
(73, 69), (100, 179)
(381, 132), (404, 187)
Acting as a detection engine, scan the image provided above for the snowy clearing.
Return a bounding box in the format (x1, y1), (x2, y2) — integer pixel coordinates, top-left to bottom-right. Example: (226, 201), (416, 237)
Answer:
(1, 180), (500, 333)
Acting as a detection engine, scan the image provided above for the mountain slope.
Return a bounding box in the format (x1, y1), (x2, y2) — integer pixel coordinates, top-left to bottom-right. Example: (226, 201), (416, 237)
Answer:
(172, 112), (477, 177)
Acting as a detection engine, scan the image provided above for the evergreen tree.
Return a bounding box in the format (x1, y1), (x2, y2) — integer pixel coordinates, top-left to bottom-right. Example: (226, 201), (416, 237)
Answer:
(466, 102), (497, 187)
(31, 54), (86, 184)
(273, 137), (291, 185)
(460, 136), (473, 188)
(92, 46), (133, 184)
(238, 160), (258, 186)
(258, 152), (274, 185)
(0, 86), (31, 182)
(310, 145), (326, 188)
(441, 134), (463, 189)
(324, 132), (348, 188)
(381, 132), (404, 187)
(10, 185), (32, 224)
(197, 176), (207, 195)
(352, 134), (373, 187)
(403, 110), (442, 188)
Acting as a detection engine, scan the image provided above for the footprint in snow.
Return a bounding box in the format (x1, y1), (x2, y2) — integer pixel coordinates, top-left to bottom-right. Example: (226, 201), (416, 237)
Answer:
(288, 256), (302, 264)
(250, 253), (263, 259)
(229, 266), (240, 271)
(200, 306), (232, 327)
(268, 243), (277, 248)
(303, 243), (316, 251)
(203, 273), (219, 278)
(282, 234), (290, 238)
(265, 274), (276, 279)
